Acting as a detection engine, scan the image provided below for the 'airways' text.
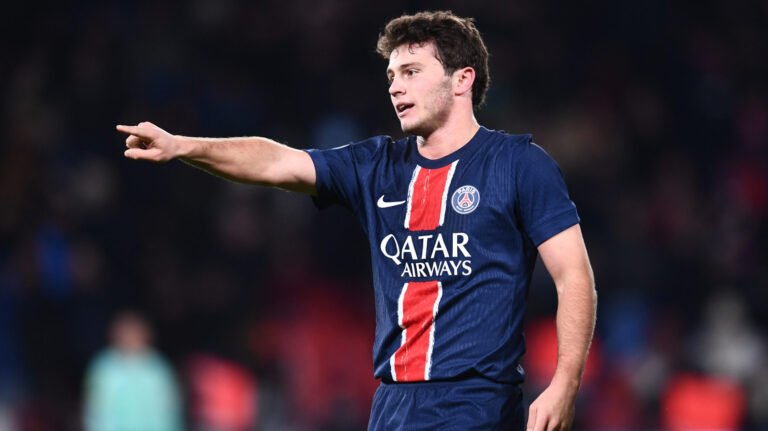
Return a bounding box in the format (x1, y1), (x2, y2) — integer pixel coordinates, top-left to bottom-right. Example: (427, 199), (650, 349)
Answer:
(399, 260), (472, 278)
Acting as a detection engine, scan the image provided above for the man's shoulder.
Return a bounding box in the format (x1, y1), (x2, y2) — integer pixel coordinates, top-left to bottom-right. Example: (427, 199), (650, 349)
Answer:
(483, 128), (533, 148)
(474, 128), (535, 165)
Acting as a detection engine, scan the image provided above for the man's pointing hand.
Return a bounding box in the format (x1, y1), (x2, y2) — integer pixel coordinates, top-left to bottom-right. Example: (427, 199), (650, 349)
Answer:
(117, 121), (184, 162)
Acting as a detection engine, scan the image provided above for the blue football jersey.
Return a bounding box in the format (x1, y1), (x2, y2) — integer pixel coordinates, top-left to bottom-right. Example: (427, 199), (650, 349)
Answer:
(307, 126), (579, 384)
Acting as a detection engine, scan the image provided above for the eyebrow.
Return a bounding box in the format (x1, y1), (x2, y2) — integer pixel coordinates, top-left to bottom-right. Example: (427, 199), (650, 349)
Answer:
(386, 62), (422, 77)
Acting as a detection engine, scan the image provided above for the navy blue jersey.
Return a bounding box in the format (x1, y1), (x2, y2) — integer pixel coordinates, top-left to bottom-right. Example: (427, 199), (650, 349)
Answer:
(307, 126), (579, 384)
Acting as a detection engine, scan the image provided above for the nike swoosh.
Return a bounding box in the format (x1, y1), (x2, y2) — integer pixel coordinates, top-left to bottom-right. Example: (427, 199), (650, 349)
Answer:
(377, 195), (406, 208)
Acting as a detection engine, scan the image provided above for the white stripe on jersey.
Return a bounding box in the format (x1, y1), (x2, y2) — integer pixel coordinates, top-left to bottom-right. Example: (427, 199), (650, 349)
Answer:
(403, 166), (421, 229)
(390, 282), (409, 381)
(439, 161), (459, 227)
(424, 281), (443, 380)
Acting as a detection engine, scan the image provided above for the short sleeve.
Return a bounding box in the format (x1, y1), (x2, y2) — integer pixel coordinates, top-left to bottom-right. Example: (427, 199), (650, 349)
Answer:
(305, 136), (388, 213)
(514, 142), (580, 246)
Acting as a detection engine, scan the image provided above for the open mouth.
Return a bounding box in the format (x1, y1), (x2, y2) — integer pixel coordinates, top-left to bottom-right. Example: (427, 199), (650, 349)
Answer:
(396, 103), (414, 116)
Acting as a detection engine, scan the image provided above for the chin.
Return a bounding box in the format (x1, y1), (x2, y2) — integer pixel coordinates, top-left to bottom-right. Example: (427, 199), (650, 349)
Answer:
(401, 118), (431, 136)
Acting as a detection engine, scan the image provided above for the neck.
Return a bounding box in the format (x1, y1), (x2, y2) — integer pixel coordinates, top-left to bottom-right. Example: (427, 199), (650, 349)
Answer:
(416, 110), (480, 160)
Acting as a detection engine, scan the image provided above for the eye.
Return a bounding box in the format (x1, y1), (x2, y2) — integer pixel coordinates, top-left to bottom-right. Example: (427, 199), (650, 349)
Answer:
(406, 69), (418, 77)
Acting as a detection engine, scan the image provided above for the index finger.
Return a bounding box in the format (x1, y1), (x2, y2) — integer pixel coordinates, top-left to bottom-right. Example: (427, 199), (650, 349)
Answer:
(116, 124), (155, 139)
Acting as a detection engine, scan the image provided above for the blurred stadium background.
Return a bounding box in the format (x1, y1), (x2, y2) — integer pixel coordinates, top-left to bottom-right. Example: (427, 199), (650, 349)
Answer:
(1, 0), (766, 430)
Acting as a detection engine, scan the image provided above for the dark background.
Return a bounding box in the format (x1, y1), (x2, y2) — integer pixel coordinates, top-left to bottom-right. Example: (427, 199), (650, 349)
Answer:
(1, 0), (766, 429)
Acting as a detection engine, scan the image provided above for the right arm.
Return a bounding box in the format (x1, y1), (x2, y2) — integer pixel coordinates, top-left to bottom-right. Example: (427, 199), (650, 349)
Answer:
(117, 122), (317, 195)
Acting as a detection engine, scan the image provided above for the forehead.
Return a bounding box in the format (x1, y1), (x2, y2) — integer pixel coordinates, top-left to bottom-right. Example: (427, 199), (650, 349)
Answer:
(387, 42), (442, 72)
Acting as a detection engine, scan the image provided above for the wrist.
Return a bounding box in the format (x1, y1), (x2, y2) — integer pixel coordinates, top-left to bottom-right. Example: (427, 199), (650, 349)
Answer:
(175, 135), (195, 159)
(550, 370), (582, 395)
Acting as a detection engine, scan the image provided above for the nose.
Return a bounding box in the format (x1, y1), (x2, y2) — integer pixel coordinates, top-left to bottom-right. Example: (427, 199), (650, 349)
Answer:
(389, 76), (404, 97)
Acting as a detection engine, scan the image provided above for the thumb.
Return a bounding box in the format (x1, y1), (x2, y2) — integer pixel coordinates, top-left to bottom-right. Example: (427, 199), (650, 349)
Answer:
(526, 405), (537, 431)
(125, 147), (164, 162)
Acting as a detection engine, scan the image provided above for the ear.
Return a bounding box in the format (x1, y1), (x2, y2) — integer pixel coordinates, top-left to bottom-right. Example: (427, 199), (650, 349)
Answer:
(453, 67), (475, 97)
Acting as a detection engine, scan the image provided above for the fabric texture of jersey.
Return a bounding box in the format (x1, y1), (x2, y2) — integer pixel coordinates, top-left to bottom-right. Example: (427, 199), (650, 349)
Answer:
(307, 126), (579, 384)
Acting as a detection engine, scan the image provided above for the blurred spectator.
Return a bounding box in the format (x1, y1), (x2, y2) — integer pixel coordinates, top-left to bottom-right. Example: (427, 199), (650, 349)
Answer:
(690, 290), (768, 427)
(691, 291), (766, 382)
(83, 311), (182, 431)
(186, 354), (258, 431)
(661, 373), (746, 430)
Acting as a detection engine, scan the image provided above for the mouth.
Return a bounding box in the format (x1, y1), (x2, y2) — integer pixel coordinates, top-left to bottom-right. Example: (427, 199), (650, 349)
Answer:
(396, 103), (414, 117)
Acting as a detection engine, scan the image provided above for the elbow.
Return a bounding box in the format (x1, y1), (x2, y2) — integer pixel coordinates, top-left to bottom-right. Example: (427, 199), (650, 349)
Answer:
(553, 265), (595, 297)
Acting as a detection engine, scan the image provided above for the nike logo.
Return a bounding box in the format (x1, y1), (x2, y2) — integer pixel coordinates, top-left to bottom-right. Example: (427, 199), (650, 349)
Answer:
(377, 195), (406, 208)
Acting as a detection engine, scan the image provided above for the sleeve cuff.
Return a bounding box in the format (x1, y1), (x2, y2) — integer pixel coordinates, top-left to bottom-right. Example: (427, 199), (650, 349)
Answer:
(305, 149), (333, 209)
(527, 206), (580, 246)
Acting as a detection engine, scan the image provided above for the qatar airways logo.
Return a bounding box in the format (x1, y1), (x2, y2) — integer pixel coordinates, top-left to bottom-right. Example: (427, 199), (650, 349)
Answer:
(379, 233), (472, 278)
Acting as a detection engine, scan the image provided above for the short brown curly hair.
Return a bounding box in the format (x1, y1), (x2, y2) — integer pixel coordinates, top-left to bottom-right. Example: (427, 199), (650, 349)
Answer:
(376, 10), (490, 108)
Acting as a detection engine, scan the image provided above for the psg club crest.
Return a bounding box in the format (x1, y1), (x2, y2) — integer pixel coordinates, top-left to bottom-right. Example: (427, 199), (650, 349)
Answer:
(451, 185), (480, 214)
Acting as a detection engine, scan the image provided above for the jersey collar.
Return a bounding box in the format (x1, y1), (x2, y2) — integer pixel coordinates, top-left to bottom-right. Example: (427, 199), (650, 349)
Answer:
(409, 126), (492, 169)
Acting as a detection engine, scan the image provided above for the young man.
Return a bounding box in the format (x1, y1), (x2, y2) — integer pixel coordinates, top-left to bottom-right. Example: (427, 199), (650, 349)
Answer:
(117, 11), (596, 431)
(84, 312), (182, 431)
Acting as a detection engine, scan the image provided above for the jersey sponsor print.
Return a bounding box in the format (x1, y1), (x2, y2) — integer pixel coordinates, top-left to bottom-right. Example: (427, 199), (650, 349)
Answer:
(307, 127), (580, 384)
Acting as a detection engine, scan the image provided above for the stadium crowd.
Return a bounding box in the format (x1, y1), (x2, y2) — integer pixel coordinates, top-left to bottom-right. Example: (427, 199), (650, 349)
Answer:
(0, 0), (766, 429)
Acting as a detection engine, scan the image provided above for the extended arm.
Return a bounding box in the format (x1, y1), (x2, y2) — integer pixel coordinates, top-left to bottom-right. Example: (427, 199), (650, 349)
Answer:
(527, 224), (596, 431)
(116, 122), (317, 194)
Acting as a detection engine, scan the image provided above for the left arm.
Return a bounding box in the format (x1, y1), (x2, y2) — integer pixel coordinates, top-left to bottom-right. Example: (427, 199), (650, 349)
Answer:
(527, 224), (597, 431)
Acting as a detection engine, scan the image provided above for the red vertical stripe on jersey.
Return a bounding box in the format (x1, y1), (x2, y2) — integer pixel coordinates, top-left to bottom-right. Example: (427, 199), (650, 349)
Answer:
(407, 165), (453, 231)
(392, 280), (440, 381)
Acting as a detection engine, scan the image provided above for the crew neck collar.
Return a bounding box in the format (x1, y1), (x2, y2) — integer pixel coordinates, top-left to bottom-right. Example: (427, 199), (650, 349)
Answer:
(409, 126), (491, 169)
